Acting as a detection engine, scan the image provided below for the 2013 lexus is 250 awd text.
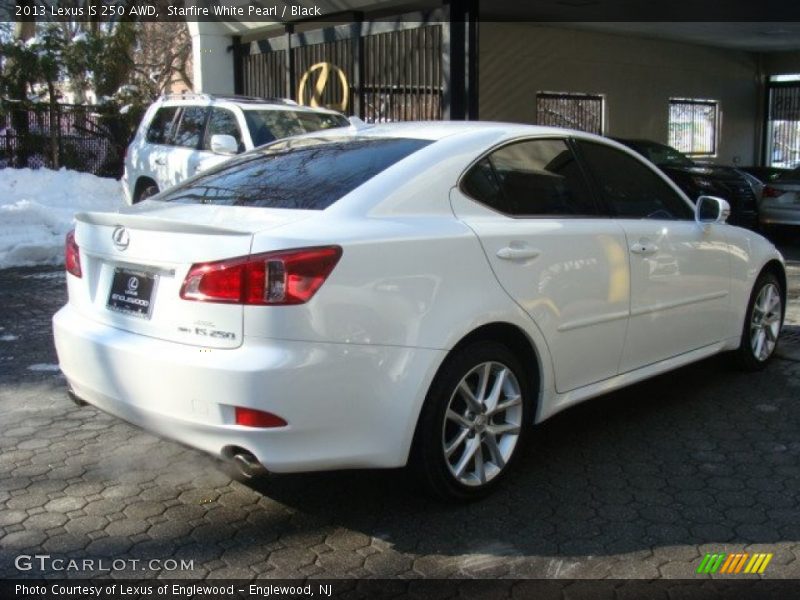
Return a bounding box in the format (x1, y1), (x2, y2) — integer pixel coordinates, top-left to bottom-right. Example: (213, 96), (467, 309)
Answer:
(53, 123), (786, 500)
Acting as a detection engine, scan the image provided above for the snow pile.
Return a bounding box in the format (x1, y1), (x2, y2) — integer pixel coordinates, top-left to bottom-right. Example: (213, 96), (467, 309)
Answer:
(0, 167), (124, 269)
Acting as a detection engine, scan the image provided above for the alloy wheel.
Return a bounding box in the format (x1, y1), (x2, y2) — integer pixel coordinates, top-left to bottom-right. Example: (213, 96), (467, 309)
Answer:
(442, 361), (523, 486)
(750, 282), (782, 362)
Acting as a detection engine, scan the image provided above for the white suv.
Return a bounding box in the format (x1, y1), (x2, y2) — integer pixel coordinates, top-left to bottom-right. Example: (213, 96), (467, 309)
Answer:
(122, 94), (349, 204)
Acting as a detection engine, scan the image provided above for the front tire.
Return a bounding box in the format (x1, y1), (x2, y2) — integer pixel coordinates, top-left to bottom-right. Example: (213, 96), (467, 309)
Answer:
(733, 272), (783, 371)
(410, 341), (533, 501)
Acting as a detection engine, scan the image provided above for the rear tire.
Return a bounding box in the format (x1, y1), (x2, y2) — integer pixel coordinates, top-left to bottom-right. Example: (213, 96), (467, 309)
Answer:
(732, 272), (783, 371)
(410, 341), (533, 502)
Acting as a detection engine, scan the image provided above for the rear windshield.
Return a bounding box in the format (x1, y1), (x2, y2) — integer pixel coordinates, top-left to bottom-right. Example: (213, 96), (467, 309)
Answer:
(777, 166), (800, 182)
(244, 109), (349, 146)
(624, 141), (694, 168)
(158, 137), (431, 210)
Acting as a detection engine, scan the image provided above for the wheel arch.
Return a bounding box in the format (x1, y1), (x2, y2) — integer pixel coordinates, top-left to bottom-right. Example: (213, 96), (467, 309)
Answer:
(759, 259), (787, 320)
(405, 320), (546, 494)
(413, 322), (545, 441)
(447, 322), (542, 406)
(133, 176), (159, 204)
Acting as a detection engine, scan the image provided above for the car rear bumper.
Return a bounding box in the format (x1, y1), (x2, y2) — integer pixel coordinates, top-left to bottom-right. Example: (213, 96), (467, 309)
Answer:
(760, 205), (800, 226)
(53, 304), (444, 473)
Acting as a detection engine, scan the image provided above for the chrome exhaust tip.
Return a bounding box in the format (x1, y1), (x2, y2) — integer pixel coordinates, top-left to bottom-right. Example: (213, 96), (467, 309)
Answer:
(223, 447), (269, 479)
(233, 452), (269, 479)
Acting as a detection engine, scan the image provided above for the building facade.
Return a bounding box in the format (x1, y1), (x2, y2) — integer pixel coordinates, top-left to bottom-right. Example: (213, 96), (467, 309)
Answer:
(187, 3), (800, 167)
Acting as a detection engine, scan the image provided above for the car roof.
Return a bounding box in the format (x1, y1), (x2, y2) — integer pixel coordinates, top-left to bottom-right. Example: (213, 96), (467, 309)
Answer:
(154, 94), (344, 116)
(287, 120), (610, 143)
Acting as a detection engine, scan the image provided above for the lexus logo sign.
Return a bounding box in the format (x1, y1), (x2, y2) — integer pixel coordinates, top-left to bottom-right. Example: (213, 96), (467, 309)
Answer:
(297, 62), (350, 112)
(112, 225), (129, 251)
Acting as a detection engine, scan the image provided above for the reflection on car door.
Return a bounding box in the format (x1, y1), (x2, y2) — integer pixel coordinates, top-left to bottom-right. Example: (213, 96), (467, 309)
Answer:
(142, 106), (180, 191)
(576, 140), (731, 372)
(451, 138), (630, 393)
(165, 106), (208, 190)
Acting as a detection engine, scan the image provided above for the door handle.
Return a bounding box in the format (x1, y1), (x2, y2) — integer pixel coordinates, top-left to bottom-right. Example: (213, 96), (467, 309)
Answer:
(497, 245), (540, 261)
(154, 158), (166, 166)
(630, 241), (658, 256)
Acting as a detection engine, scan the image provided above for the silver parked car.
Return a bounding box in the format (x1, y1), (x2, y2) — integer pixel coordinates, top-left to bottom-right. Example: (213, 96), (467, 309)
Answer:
(760, 166), (800, 229)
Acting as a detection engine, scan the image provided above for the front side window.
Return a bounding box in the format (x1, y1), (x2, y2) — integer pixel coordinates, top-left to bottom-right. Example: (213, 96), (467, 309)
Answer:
(576, 140), (694, 221)
(172, 107), (208, 148)
(461, 139), (598, 217)
(204, 108), (243, 151)
(159, 137), (430, 210)
(244, 109), (349, 147)
(668, 98), (719, 156)
(535, 92), (604, 135)
(145, 107), (179, 144)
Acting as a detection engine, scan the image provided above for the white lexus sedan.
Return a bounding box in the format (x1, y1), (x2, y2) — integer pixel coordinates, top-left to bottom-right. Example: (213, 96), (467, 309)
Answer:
(53, 123), (786, 501)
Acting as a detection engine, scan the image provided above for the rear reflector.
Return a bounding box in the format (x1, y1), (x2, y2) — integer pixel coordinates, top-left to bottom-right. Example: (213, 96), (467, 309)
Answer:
(180, 246), (342, 305)
(235, 407), (287, 428)
(65, 229), (82, 278)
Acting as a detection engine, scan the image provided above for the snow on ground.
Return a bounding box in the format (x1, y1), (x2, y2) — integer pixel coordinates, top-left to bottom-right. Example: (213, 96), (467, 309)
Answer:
(0, 168), (124, 269)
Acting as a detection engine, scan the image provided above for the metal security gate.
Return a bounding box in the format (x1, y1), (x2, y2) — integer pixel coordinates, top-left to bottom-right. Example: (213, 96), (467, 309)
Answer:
(362, 26), (443, 122)
(235, 7), (475, 122)
(765, 81), (800, 168)
(242, 51), (288, 99)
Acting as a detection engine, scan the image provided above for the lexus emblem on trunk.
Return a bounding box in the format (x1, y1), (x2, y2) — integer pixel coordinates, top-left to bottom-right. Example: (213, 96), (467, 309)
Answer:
(112, 225), (129, 251)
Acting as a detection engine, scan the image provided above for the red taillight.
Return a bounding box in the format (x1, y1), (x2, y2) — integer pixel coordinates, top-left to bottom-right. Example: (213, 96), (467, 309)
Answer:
(762, 186), (783, 199)
(180, 246), (342, 305)
(235, 407), (287, 428)
(65, 229), (82, 278)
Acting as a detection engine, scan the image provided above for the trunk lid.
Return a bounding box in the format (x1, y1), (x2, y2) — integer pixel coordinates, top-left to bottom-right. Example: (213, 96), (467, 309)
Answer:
(69, 204), (311, 349)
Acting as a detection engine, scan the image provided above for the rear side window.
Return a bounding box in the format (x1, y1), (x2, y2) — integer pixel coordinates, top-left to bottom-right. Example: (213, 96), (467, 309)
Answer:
(145, 107), (179, 144)
(159, 137), (430, 210)
(173, 107), (208, 148)
(461, 158), (504, 212)
(461, 139), (598, 216)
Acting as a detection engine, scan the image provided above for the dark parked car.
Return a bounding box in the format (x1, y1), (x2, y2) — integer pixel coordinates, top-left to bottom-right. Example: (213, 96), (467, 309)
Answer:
(739, 166), (792, 184)
(615, 139), (760, 231)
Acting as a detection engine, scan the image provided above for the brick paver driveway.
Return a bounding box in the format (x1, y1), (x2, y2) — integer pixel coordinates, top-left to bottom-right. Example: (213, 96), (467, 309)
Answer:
(1, 245), (800, 580)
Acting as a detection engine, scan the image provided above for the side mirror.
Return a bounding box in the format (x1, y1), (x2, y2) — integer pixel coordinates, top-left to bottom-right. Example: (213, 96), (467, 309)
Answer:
(695, 195), (731, 224)
(210, 134), (238, 155)
(348, 116), (368, 129)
